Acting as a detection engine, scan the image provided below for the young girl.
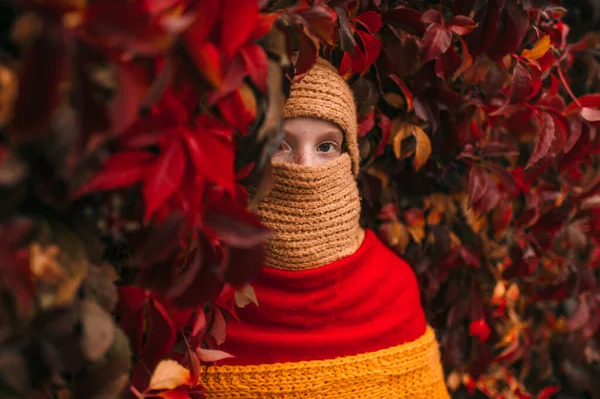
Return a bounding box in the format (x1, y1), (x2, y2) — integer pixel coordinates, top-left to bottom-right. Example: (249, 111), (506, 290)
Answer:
(200, 58), (450, 398)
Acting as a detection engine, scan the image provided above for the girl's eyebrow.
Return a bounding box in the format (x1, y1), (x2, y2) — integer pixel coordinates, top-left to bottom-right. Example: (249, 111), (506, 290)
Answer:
(319, 130), (344, 140)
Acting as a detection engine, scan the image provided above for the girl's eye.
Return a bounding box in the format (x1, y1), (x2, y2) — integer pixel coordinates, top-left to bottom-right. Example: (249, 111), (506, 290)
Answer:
(279, 141), (291, 151)
(317, 142), (335, 152)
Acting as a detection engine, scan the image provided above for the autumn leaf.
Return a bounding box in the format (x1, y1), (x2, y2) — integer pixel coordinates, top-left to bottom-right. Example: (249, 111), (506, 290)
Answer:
(220, 0), (258, 60)
(187, 40), (222, 88)
(447, 15), (478, 36)
(469, 318), (492, 342)
(382, 6), (426, 36)
(75, 151), (154, 197)
(355, 11), (383, 34)
(298, 5), (336, 45)
(196, 348), (234, 363)
(526, 112), (555, 169)
(422, 24), (453, 62)
(521, 35), (551, 61)
(147, 360), (191, 392)
(468, 165), (488, 206)
(142, 138), (187, 221)
(580, 107), (600, 122)
(412, 125), (432, 170)
(388, 74), (414, 111)
(234, 284), (259, 308)
(509, 63), (533, 104)
(391, 122), (431, 170)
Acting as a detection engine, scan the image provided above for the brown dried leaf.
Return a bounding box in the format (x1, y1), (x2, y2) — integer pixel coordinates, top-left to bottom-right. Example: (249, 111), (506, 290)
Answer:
(81, 300), (116, 362)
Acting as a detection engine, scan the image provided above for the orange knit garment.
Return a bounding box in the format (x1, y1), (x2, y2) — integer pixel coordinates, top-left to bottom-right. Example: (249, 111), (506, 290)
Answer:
(255, 153), (364, 270)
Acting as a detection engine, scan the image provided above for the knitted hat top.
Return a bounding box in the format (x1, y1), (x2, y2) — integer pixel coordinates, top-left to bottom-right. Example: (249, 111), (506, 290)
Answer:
(283, 58), (360, 176)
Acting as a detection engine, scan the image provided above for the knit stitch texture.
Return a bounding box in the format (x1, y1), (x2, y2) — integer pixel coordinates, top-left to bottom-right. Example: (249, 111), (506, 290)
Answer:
(256, 153), (363, 270)
(283, 58), (360, 176)
(201, 326), (449, 399)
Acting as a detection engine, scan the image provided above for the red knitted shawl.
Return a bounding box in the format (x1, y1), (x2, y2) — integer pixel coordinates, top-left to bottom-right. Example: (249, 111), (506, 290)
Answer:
(218, 229), (427, 365)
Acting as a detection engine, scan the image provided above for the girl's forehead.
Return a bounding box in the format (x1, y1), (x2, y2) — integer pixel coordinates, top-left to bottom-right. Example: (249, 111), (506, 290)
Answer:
(283, 117), (343, 135)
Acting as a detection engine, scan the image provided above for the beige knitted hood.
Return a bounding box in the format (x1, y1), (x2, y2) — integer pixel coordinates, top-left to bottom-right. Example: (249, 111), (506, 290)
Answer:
(255, 58), (363, 270)
(283, 58), (360, 177)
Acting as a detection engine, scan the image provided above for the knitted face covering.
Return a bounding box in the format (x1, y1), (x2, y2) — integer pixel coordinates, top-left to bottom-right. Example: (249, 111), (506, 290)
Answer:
(255, 153), (364, 270)
(255, 57), (363, 270)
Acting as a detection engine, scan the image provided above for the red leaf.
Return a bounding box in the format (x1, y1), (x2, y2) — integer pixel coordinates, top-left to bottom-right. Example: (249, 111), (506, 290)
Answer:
(389, 74), (414, 111)
(298, 6), (337, 45)
(218, 85), (257, 134)
(220, 0), (258, 60)
(345, 30), (381, 75)
(466, 0), (505, 56)
(355, 11), (383, 33)
(165, 247), (204, 301)
(207, 54), (247, 104)
(526, 112), (555, 169)
(549, 74), (560, 96)
(559, 121), (591, 171)
(294, 27), (319, 75)
(420, 9), (442, 25)
(208, 308), (227, 346)
(447, 15), (478, 36)
(225, 243), (265, 288)
(538, 386), (560, 399)
(509, 63), (533, 104)
(116, 287), (147, 355)
(382, 6), (425, 36)
(468, 165), (487, 206)
(422, 25), (453, 63)
(358, 110), (375, 137)
(469, 318), (491, 342)
(108, 61), (149, 135)
(436, 45), (462, 79)
(159, 390), (192, 399)
(357, 30), (381, 69)
(564, 117), (582, 153)
(567, 94), (600, 112)
(486, 0), (528, 59)
(526, 78), (543, 101)
(143, 299), (177, 366)
(549, 112), (569, 154)
(182, 126), (235, 194)
(375, 112), (391, 156)
(183, 0), (221, 44)
(196, 348), (234, 363)
(191, 308), (207, 337)
(81, 0), (171, 56)
(142, 138), (187, 221)
(249, 13), (278, 42)
(205, 196), (271, 249)
(187, 40), (222, 88)
(75, 151), (154, 197)
(580, 107), (600, 122)
(240, 43), (269, 92)
(480, 172), (501, 213)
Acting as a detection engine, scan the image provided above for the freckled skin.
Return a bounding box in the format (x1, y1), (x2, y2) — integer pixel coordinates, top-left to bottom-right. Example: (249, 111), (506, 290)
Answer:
(273, 117), (344, 166)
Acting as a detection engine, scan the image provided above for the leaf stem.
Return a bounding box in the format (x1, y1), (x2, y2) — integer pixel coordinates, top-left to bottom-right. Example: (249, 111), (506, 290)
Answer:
(556, 65), (582, 108)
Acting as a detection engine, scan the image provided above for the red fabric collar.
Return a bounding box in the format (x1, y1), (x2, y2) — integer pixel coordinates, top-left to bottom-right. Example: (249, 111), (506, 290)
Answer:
(218, 229), (427, 365)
